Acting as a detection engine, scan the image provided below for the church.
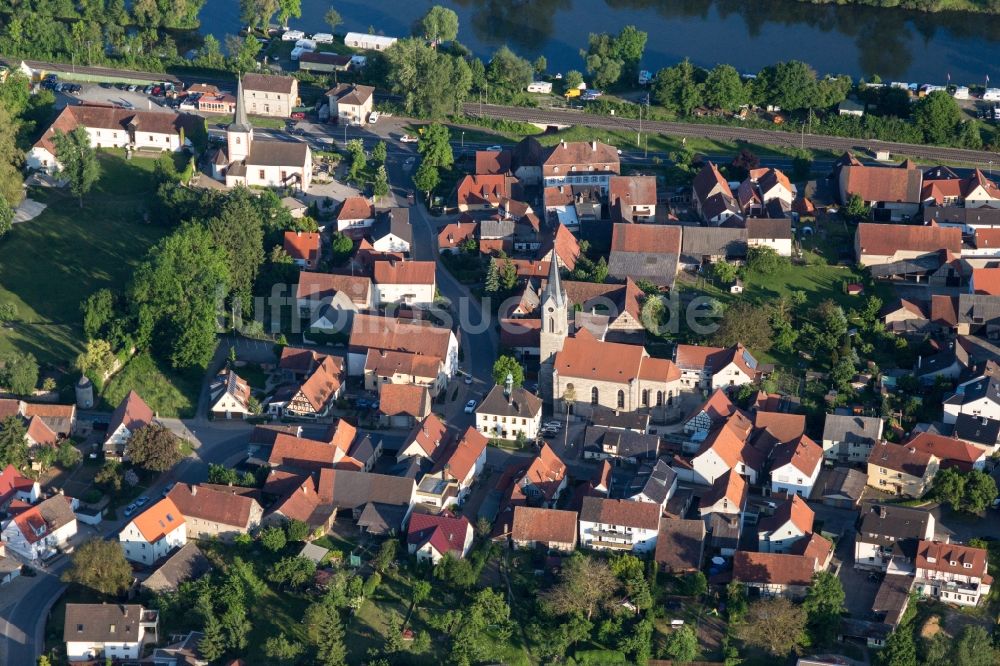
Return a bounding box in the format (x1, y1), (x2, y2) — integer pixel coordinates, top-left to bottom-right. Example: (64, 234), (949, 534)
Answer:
(538, 260), (682, 420)
(209, 78), (312, 191)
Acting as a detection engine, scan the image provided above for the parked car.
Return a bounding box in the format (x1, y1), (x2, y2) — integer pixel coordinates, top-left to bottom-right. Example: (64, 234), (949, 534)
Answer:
(400, 134), (418, 143)
(368, 111), (380, 123)
(543, 420), (562, 430)
(127, 84), (138, 92)
(123, 503), (138, 517)
(135, 496), (149, 507)
(151, 86), (162, 96)
(541, 428), (558, 438)
(464, 375), (473, 385)
(143, 85), (153, 94)
(486, 144), (503, 151)
(464, 399), (477, 413)
(161, 482), (176, 498)
(291, 111), (306, 120)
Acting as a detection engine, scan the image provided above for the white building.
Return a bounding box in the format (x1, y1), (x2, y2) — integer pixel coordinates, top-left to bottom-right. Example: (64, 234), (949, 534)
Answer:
(208, 368), (252, 419)
(855, 504), (935, 571)
(119, 497), (186, 566)
(690, 413), (761, 486)
(578, 496), (660, 554)
(913, 540), (991, 606)
(943, 373), (1000, 425)
(344, 32), (398, 50)
(674, 343), (759, 392)
(769, 436), (824, 498)
(757, 495), (813, 554)
(822, 413), (884, 463)
(0, 495), (77, 561)
(372, 260), (436, 307)
(406, 513), (474, 564)
(64, 604), (158, 663)
(475, 384), (542, 441)
(103, 390), (155, 459)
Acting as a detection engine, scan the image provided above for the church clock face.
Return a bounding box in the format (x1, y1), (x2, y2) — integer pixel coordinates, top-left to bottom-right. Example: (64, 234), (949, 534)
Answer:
(548, 307), (554, 313)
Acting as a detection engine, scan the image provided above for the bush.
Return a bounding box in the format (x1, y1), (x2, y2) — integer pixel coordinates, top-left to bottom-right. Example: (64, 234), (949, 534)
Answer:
(575, 650), (627, 665)
(362, 571), (382, 598)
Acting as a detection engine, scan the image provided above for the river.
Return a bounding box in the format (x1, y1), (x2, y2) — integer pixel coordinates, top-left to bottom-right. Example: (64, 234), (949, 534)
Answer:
(198, 0), (1000, 84)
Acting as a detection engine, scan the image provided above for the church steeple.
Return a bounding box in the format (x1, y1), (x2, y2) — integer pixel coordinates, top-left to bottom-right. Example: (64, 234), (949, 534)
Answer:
(227, 77), (253, 163)
(543, 255), (565, 309)
(539, 257), (568, 405)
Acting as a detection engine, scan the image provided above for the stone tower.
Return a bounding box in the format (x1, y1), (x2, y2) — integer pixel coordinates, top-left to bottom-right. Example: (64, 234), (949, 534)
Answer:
(227, 77), (253, 163)
(539, 257), (568, 405)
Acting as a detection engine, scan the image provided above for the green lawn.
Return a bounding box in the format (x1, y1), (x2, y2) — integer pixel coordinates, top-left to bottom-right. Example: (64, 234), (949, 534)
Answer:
(103, 352), (201, 418)
(0, 152), (169, 367)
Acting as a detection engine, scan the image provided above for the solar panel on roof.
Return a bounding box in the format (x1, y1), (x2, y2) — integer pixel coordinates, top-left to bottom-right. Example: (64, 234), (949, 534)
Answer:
(742, 350), (758, 370)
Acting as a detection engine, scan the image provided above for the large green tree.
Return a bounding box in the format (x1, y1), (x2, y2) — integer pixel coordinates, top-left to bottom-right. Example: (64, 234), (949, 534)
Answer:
(803, 571), (845, 645)
(542, 553), (618, 620)
(384, 39), (472, 118)
(62, 538), (133, 595)
(204, 188), (265, 312)
(449, 588), (513, 666)
(419, 5), (459, 44)
(488, 46), (534, 99)
(52, 126), (99, 207)
(0, 415), (29, 469)
(126, 423), (183, 472)
(712, 300), (773, 352)
(913, 90), (962, 145)
(492, 355), (524, 388)
(418, 123), (454, 168)
(303, 600), (347, 665)
(130, 223), (229, 369)
(1, 351), (38, 395)
(413, 162), (440, 197)
(737, 597), (808, 656)
(755, 60), (818, 111)
(703, 64), (748, 111)
(653, 59), (703, 116)
(275, 0), (301, 27)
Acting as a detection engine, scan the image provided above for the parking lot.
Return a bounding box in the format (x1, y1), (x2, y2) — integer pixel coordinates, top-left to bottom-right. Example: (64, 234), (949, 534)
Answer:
(49, 78), (184, 115)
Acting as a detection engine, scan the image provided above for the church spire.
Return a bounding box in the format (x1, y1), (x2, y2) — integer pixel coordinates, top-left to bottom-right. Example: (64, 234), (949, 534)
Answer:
(545, 255), (565, 308)
(229, 77), (252, 133)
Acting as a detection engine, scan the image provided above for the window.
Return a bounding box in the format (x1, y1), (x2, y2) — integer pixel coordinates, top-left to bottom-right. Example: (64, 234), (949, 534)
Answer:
(548, 318), (554, 333)
(656, 391), (663, 407)
(641, 389), (649, 407)
(591, 387), (599, 405)
(235, 136), (241, 144)
(617, 390), (625, 408)
(259, 169), (265, 179)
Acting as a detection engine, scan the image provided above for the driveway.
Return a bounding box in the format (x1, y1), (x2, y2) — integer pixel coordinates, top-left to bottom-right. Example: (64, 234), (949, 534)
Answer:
(836, 532), (882, 620)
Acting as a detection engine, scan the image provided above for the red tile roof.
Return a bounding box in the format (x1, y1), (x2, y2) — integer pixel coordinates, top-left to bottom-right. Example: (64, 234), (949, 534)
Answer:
(296, 356), (343, 412)
(916, 539), (988, 579)
(11, 495), (75, 544)
(131, 497), (185, 543)
(34, 105), (194, 154)
(167, 484), (259, 529)
(698, 469), (747, 510)
(365, 349), (441, 381)
(378, 383), (429, 418)
(758, 495), (814, 535)
(108, 391), (154, 437)
(337, 196), (375, 221)
(770, 435), (823, 477)
(268, 433), (338, 470)
(457, 174), (513, 207)
(579, 496), (661, 530)
(554, 329), (678, 384)
(511, 506), (579, 545)
(542, 140), (620, 176)
(403, 414), (449, 458)
(610, 223), (682, 254)
(349, 314), (452, 362)
(753, 412), (806, 444)
(437, 218), (478, 250)
(609, 175), (657, 207)
(541, 223), (581, 271)
(906, 432), (983, 472)
(0, 464), (35, 506)
(283, 231), (321, 265)
(475, 150), (511, 176)
(295, 271), (370, 304)
(431, 427), (487, 483)
(733, 550), (818, 586)
(25, 416), (57, 446)
(842, 165), (922, 203)
(972, 267), (1000, 296)
(513, 444), (566, 503)
(407, 512), (471, 557)
(868, 441), (937, 478)
(372, 260), (436, 285)
(856, 223), (961, 258)
(685, 389), (741, 426)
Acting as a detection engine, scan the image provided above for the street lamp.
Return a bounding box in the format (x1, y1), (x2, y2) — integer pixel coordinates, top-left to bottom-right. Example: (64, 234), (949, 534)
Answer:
(462, 131), (465, 149)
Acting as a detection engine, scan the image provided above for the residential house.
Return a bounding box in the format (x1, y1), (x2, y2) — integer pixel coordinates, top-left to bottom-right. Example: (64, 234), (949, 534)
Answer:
(378, 383), (431, 428)
(541, 140), (621, 193)
(166, 484), (263, 541)
(318, 468), (416, 531)
(625, 459), (678, 510)
(241, 73), (299, 117)
(537, 223), (581, 272)
(326, 83), (374, 125)
(867, 441), (940, 497)
(438, 216), (478, 253)
(104, 391), (154, 459)
(839, 163), (923, 221)
(475, 384), (543, 441)
(913, 540), (992, 606)
(708, 512), (742, 556)
(27, 105), (197, 173)
(369, 208), (412, 254)
(608, 175), (657, 223)
(769, 435), (824, 497)
(140, 542), (211, 594)
(364, 349), (444, 397)
(283, 356), (344, 419)
(64, 604), (158, 663)
(746, 218), (794, 256)
(653, 518), (706, 574)
(425, 427), (488, 503)
(543, 184), (602, 229)
(952, 413), (1000, 453)
(679, 226), (747, 271)
(924, 205), (1000, 234)
(295, 272), (372, 332)
(698, 470), (748, 523)
(0, 495), (77, 561)
(855, 223), (961, 267)
(347, 314), (458, 379)
(607, 223), (682, 287)
(476, 149), (512, 176)
(510, 506), (579, 551)
(372, 260), (436, 306)
(683, 389), (742, 437)
(855, 503), (935, 571)
(691, 413), (762, 485)
(881, 299), (930, 336)
(757, 495), (814, 553)
(0, 543), (21, 585)
(578, 496), (660, 553)
(674, 343), (761, 391)
(283, 231), (321, 269)
(506, 444), (568, 508)
(0, 464), (40, 511)
(921, 169), (1000, 209)
(397, 414), (448, 462)
(740, 168), (796, 217)
(336, 196), (376, 236)
(733, 550), (823, 599)
(693, 162), (740, 225)
(406, 511), (474, 563)
(551, 329), (681, 419)
(456, 174), (515, 211)
(208, 368), (252, 420)
(906, 432), (987, 471)
(582, 426), (660, 464)
(821, 466), (867, 509)
(119, 497), (186, 565)
(943, 371), (1000, 424)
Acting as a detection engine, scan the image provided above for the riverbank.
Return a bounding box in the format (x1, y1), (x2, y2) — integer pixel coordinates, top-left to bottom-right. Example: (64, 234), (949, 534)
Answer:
(799, 0), (1000, 14)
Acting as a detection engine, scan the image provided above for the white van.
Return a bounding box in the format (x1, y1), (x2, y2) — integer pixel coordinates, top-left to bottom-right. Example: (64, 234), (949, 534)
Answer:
(282, 30), (305, 41)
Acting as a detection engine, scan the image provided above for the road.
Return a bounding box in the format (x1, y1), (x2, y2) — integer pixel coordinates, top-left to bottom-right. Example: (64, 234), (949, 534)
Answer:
(0, 564), (67, 666)
(463, 102), (1000, 167)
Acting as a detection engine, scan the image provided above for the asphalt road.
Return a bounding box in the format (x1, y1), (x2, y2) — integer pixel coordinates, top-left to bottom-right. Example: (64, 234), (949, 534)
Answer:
(0, 565), (67, 666)
(464, 102), (1000, 167)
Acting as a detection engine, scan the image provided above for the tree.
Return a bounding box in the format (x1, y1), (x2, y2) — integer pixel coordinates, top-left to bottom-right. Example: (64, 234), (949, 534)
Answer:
(703, 64), (747, 111)
(199, 615), (227, 662)
(450, 588), (513, 666)
(345, 138), (366, 180)
(913, 90), (961, 145)
(542, 553), (618, 620)
(418, 123), (453, 168)
(0, 104), (24, 208)
(533, 56), (547, 76)
(265, 634), (304, 663)
(372, 140), (387, 164)
(56, 441), (82, 468)
(130, 223), (229, 369)
(485, 258), (501, 293)
(564, 70), (584, 90)
(412, 580), (432, 607)
(239, 0), (279, 29)
(62, 539), (132, 595)
(663, 624), (698, 663)
(434, 553), (477, 589)
(1, 351), (38, 395)
(413, 161), (440, 196)
(738, 597), (808, 656)
(304, 601), (347, 665)
(488, 46), (534, 99)
(958, 120), (983, 149)
(205, 189), (266, 313)
(82, 289), (116, 340)
(0, 197), (12, 239)
(52, 127), (99, 207)
(746, 245), (789, 275)
(324, 7), (342, 33)
(731, 147), (760, 179)
(933, 466), (966, 507)
(0, 415), (28, 469)
(268, 556), (316, 589)
(275, 0), (301, 27)
(193, 34), (226, 70)
(372, 538), (397, 572)
(126, 424), (183, 472)
(285, 519), (311, 542)
(653, 59), (703, 115)
(803, 571), (845, 645)
(878, 624), (916, 666)
(755, 60), (818, 111)
(384, 39), (472, 118)
(844, 192), (869, 221)
(373, 165), (389, 201)
(94, 460), (123, 492)
(420, 5), (459, 45)
(954, 625), (1000, 666)
(962, 469), (997, 513)
(712, 300), (773, 352)
(260, 525), (287, 552)
(711, 260), (738, 284)
(492, 355), (524, 388)
(226, 33), (262, 73)
(501, 259), (517, 290)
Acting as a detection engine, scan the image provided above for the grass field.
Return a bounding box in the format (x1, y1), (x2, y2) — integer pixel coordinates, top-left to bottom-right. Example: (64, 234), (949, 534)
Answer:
(0, 152), (169, 368)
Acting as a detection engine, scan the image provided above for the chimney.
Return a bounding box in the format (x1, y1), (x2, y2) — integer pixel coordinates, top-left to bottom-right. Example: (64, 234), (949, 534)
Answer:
(190, 484), (197, 496)
(296, 231), (301, 237)
(504, 372), (513, 402)
(591, 141), (597, 151)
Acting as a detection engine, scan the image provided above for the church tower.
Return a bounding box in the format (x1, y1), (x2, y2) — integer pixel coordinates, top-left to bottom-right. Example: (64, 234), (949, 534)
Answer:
(539, 257), (568, 405)
(227, 77), (253, 163)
